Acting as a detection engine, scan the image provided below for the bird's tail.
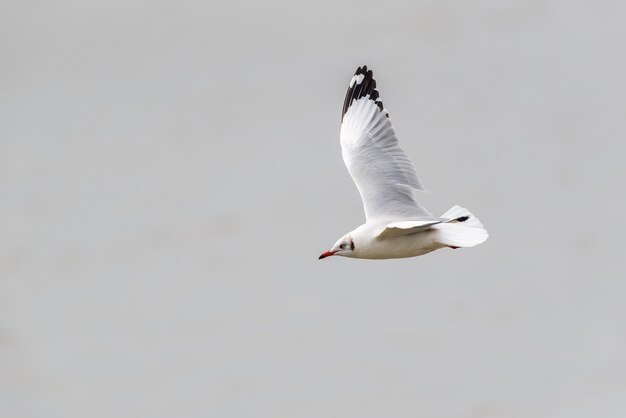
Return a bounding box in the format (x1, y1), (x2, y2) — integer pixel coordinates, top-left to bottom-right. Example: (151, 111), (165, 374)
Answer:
(433, 205), (489, 248)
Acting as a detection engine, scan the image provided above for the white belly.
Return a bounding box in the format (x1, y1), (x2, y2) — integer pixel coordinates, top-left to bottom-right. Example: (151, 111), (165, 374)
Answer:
(353, 229), (446, 259)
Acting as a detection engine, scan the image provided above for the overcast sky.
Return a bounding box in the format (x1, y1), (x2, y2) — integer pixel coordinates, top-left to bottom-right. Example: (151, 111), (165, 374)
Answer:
(2, 1), (626, 417)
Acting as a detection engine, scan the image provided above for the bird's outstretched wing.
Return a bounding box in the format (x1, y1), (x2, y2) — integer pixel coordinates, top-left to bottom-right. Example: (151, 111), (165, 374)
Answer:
(340, 66), (434, 222)
(376, 220), (443, 239)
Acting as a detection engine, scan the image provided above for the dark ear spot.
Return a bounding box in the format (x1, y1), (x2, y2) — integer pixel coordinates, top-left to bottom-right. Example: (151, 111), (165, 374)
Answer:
(350, 240), (355, 251)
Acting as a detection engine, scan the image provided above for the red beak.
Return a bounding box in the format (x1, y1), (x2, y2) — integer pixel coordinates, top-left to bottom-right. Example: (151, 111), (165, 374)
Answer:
(318, 250), (337, 260)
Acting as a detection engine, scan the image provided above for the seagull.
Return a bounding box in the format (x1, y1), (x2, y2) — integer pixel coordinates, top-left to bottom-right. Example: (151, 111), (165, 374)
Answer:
(319, 66), (488, 260)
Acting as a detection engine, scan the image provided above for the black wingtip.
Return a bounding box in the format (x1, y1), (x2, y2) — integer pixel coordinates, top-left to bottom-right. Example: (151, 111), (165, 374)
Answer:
(341, 65), (387, 121)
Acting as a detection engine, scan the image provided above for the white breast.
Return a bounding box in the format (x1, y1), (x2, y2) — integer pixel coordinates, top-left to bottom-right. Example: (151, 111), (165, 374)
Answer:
(351, 224), (445, 259)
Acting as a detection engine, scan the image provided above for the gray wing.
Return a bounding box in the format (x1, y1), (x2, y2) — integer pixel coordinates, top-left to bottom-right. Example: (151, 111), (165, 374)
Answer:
(340, 66), (434, 222)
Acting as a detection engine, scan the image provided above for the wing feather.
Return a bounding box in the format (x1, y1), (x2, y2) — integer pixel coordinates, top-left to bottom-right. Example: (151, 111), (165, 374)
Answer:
(340, 66), (433, 221)
(376, 220), (443, 239)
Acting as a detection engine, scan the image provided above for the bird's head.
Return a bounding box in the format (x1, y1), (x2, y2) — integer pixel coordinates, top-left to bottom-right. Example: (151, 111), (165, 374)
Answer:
(319, 234), (355, 259)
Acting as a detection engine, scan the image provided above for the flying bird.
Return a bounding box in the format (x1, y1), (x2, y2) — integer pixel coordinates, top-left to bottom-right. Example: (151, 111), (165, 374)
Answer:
(319, 66), (488, 260)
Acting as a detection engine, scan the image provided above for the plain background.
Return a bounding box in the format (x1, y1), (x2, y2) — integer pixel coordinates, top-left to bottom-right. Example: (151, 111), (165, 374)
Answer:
(2, 0), (626, 417)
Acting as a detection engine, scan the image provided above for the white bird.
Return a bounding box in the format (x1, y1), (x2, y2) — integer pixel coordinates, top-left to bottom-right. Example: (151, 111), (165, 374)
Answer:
(319, 66), (488, 260)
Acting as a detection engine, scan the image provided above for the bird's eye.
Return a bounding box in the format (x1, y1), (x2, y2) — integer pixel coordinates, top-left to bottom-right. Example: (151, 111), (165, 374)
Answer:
(340, 243), (347, 249)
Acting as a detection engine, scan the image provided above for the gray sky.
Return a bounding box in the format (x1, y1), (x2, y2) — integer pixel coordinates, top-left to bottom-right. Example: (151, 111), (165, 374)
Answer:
(2, 0), (626, 417)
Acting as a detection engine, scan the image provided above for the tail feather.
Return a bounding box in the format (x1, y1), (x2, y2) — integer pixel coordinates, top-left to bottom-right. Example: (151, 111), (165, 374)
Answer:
(434, 205), (488, 248)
